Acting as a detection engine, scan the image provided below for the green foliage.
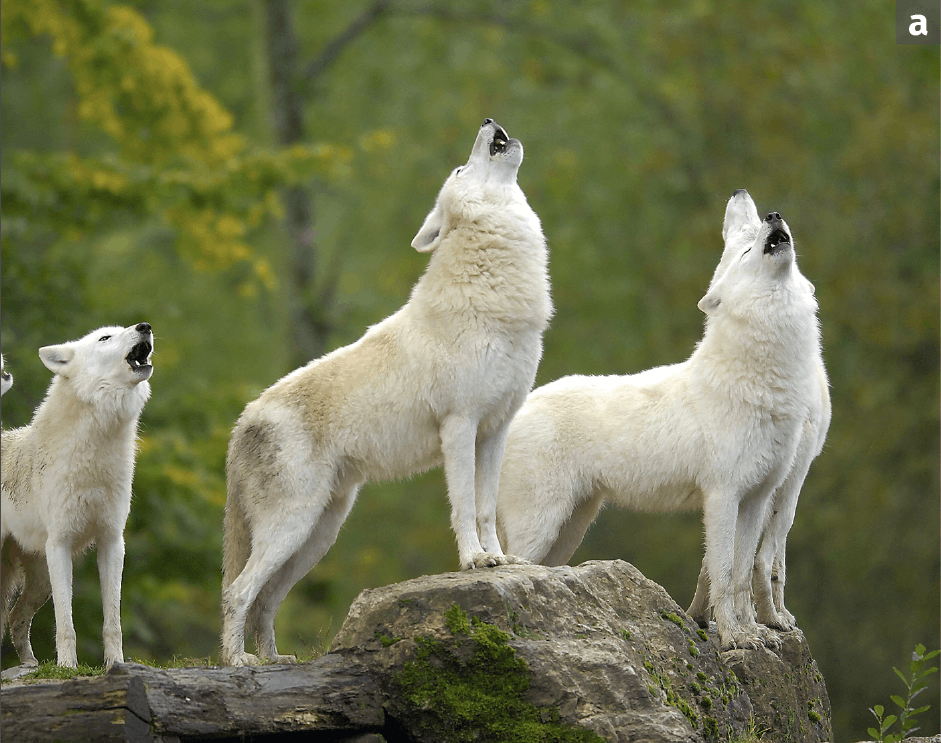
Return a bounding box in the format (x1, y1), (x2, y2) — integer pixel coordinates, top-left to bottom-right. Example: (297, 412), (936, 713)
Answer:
(868, 644), (940, 743)
(1, 0), (348, 289)
(394, 605), (604, 742)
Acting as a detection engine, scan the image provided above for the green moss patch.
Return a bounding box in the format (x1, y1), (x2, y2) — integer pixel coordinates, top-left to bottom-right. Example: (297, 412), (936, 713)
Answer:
(391, 604), (603, 742)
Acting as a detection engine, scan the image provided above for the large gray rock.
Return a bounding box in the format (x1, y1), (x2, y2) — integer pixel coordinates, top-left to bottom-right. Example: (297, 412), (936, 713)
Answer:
(330, 559), (832, 742)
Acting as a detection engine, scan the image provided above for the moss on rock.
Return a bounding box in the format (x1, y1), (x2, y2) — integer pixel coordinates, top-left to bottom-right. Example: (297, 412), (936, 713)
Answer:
(390, 604), (604, 743)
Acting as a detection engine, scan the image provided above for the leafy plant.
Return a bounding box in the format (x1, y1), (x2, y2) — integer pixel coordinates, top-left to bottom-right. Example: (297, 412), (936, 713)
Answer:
(868, 644), (940, 742)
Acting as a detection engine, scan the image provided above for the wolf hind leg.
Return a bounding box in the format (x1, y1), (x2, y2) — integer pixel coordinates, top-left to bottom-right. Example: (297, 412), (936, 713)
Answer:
(1, 537), (20, 644)
(221, 463), (336, 666)
(250, 478), (362, 663)
(541, 491), (604, 567)
(5, 546), (49, 667)
(687, 555), (711, 628)
(499, 480), (587, 565)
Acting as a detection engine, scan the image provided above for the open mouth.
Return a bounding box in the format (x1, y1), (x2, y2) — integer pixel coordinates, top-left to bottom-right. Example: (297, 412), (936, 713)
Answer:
(490, 125), (509, 156)
(764, 228), (791, 255)
(126, 341), (153, 372)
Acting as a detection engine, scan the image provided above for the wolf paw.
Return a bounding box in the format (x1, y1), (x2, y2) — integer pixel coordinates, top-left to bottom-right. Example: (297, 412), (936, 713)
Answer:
(757, 625), (782, 650)
(759, 611), (797, 633)
(719, 626), (765, 651)
(227, 652), (263, 667)
(103, 655), (124, 671)
(269, 654), (297, 664)
(463, 552), (513, 569)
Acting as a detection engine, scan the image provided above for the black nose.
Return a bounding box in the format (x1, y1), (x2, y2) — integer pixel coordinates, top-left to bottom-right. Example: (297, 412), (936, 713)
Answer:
(764, 212), (782, 222)
(482, 118), (494, 126)
(136, 323), (151, 333)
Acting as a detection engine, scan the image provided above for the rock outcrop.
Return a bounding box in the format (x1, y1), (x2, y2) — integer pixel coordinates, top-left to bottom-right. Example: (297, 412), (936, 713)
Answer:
(0, 560), (833, 742)
(330, 559), (832, 742)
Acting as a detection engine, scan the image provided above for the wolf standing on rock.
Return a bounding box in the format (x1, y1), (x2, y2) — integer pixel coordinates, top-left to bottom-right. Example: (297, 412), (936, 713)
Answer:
(497, 190), (829, 651)
(222, 119), (552, 666)
(1, 323), (154, 669)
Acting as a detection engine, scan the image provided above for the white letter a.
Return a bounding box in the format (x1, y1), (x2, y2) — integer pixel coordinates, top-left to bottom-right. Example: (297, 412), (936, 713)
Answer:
(910, 14), (928, 36)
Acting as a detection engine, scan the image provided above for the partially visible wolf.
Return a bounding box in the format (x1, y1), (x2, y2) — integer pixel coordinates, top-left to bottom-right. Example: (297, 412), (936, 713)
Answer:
(221, 119), (553, 666)
(496, 190), (828, 650)
(1, 355), (11, 397)
(1, 323), (153, 668)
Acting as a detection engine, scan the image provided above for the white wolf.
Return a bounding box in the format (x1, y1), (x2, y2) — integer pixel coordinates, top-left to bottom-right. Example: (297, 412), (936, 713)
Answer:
(221, 119), (552, 666)
(496, 190), (828, 650)
(1, 323), (153, 668)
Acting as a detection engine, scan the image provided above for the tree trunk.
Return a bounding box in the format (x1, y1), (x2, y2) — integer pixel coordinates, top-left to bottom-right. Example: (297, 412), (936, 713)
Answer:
(262, 0), (327, 367)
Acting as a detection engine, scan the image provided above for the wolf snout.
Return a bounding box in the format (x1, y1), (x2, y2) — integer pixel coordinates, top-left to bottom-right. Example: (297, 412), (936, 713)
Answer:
(126, 322), (154, 374)
(763, 213), (791, 255)
(481, 118), (510, 155)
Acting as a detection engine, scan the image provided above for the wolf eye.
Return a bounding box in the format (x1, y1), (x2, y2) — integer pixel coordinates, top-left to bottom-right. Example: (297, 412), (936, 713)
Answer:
(98, 335), (111, 342)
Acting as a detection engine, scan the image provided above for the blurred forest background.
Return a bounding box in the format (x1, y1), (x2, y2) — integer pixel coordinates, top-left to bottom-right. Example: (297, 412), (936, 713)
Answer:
(1, 1), (937, 739)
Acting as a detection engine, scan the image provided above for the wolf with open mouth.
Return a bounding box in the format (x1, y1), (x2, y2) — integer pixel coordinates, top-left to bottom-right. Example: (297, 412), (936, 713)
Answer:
(1, 322), (153, 669)
(496, 190), (829, 651)
(221, 119), (552, 666)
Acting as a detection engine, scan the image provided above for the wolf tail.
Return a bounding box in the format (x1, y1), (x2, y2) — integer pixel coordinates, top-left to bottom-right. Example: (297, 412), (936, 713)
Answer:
(0, 539), (26, 640)
(221, 463), (251, 592)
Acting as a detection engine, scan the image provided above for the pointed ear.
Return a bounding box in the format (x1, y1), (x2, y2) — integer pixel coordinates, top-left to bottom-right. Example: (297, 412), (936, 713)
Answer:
(698, 288), (722, 315)
(39, 344), (75, 373)
(722, 189), (761, 242)
(411, 198), (446, 253)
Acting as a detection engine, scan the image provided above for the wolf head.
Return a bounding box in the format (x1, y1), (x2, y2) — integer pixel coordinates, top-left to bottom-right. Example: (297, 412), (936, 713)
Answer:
(699, 189), (814, 317)
(411, 119), (527, 253)
(38, 323), (154, 412)
(1, 355), (11, 397)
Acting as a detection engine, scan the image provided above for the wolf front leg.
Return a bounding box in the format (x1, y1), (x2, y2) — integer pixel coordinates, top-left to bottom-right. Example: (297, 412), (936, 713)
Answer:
(474, 420), (529, 564)
(440, 415), (505, 569)
(97, 531), (126, 669)
(702, 489), (763, 651)
(45, 538), (78, 667)
(731, 486), (780, 649)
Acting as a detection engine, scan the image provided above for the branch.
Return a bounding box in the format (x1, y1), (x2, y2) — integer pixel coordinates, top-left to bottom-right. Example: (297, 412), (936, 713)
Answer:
(299, 0), (620, 86)
(301, 0), (397, 83)
(398, 5), (619, 72)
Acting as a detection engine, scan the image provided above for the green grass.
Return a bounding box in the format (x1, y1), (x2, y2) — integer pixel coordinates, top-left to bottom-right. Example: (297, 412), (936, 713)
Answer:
(728, 717), (767, 742)
(2, 660), (106, 683)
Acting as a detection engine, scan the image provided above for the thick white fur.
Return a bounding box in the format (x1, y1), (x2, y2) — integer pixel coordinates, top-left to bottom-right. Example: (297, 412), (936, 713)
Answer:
(1, 323), (153, 668)
(221, 120), (552, 666)
(496, 190), (828, 650)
